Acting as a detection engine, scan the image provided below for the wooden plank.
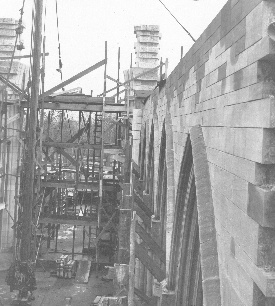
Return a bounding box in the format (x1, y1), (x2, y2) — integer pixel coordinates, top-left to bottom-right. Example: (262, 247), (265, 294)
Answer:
(41, 180), (114, 191)
(40, 59), (106, 98)
(135, 222), (165, 263)
(42, 95), (115, 104)
(39, 217), (98, 226)
(133, 190), (153, 218)
(21, 101), (127, 112)
(135, 242), (165, 282)
(75, 260), (91, 283)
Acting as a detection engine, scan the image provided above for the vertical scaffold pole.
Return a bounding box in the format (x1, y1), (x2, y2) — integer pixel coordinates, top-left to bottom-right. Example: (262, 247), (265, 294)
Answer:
(20, 0), (43, 261)
(96, 41), (107, 274)
(128, 212), (137, 306)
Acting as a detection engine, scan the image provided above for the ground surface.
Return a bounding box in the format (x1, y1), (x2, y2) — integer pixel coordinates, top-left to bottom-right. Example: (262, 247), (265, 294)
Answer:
(0, 268), (114, 306)
(0, 224), (114, 305)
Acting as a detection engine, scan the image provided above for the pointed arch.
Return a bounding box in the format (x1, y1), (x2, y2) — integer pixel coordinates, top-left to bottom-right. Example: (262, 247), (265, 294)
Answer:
(139, 125), (147, 180)
(167, 126), (221, 306)
(169, 134), (203, 305)
(156, 122), (167, 250)
(145, 121), (155, 211)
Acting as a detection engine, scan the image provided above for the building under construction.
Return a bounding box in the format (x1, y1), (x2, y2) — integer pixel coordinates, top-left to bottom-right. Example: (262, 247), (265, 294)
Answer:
(3, 0), (275, 305)
(0, 2), (169, 304)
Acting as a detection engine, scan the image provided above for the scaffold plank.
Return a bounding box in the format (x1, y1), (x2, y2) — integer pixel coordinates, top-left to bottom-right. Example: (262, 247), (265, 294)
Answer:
(43, 141), (123, 154)
(20, 101), (127, 112)
(42, 95), (115, 104)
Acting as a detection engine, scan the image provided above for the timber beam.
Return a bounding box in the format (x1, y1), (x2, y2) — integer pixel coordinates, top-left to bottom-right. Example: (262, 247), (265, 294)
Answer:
(136, 222), (166, 263)
(133, 190), (153, 218)
(135, 242), (165, 282)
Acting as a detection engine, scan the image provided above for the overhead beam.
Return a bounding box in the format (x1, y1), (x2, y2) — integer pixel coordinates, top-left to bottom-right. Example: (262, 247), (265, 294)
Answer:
(41, 180), (115, 191)
(135, 242), (165, 282)
(40, 59), (106, 98)
(136, 222), (166, 263)
(21, 101), (127, 112)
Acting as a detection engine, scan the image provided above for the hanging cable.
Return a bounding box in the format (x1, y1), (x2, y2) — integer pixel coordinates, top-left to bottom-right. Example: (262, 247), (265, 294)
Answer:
(55, 0), (63, 83)
(156, 0), (196, 42)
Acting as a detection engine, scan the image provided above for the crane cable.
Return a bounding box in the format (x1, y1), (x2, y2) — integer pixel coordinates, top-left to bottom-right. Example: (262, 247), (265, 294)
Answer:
(156, 0), (196, 42)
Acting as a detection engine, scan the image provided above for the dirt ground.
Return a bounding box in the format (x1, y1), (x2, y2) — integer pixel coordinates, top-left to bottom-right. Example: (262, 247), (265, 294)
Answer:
(0, 268), (114, 306)
(0, 225), (114, 305)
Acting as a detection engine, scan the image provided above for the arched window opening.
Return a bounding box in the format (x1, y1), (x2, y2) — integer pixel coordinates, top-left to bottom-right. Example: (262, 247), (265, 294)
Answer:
(140, 126), (146, 180)
(145, 122), (154, 210)
(156, 123), (167, 250)
(170, 135), (203, 306)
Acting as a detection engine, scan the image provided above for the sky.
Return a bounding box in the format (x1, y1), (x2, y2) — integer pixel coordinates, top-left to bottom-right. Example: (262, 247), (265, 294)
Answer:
(1, 0), (228, 96)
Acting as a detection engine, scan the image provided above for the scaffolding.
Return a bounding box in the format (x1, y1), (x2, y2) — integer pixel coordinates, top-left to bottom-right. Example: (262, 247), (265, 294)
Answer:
(0, 3), (167, 303)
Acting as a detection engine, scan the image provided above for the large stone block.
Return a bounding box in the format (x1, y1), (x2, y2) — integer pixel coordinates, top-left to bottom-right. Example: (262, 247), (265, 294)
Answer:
(248, 184), (275, 228)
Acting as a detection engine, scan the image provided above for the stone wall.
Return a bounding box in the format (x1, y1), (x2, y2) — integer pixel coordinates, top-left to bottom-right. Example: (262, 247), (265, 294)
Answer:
(133, 0), (275, 304)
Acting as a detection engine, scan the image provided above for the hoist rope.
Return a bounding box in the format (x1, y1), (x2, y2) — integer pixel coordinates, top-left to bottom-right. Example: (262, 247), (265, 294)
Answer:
(55, 0), (63, 81)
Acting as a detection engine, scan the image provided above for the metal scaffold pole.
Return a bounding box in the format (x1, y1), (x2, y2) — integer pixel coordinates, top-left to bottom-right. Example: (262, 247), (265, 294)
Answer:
(20, 0), (43, 261)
